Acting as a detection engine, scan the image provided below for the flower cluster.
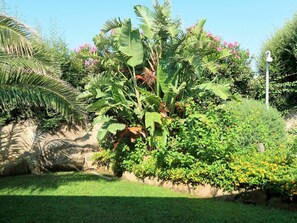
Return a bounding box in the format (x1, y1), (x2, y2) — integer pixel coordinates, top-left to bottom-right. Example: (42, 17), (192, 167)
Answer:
(84, 58), (98, 67)
(73, 43), (97, 54)
(205, 31), (250, 60)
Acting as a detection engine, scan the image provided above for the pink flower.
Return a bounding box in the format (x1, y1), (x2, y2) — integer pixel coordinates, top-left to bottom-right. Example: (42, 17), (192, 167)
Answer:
(92, 59), (98, 65)
(214, 36), (221, 42)
(90, 46), (97, 53)
(227, 43), (234, 48)
(223, 41), (228, 46)
(234, 42), (239, 47)
(207, 32), (213, 37)
(84, 60), (90, 66)
(216, 46), (222, 52)
(186, 25), (194, 32)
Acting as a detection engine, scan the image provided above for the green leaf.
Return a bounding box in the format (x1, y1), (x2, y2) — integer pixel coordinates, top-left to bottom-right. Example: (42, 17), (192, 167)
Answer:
(77, 91), (93, 100)
(189, 113), (210, 124)
(87, 99), (108, 112)
(107, 123), (126, 134)
(138, 87), (161, 108)
(92, 115), (111, 126)
(145, 112), (161, 136)
(218, 49), (231, 59)
(97, 128), (108, 141)
(101, 17), (123, 33)
(95, 89), (107, 99)
(111, 87), (127, 104)
(154, 128), (168, 149)
(119, 19), (144, 67)
(198, 83), (231, 100)
(134, 5), (155, 39)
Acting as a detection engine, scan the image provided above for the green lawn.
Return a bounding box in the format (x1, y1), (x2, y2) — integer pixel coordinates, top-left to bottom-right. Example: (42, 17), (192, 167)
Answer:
(0, 172), (296, 223)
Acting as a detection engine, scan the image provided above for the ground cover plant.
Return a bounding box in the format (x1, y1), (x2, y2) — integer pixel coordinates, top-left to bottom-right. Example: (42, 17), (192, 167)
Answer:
(1, 172), (297, 223)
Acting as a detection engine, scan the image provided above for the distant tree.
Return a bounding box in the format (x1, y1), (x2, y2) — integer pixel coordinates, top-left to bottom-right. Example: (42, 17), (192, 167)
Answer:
(257, 14), (297, 112)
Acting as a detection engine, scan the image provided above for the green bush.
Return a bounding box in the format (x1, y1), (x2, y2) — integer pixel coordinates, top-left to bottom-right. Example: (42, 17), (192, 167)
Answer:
(94, 99), (297, 197)
(224, 99), (287, 150)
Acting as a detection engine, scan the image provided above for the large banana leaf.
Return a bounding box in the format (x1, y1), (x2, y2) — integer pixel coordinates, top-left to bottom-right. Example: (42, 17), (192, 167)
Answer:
(134, 5), (155, 39)
(118, 19), (144, 67)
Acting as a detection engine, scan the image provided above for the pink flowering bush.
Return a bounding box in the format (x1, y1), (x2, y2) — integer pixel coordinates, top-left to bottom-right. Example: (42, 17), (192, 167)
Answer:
(61, 43), (100, 89)
(187, 26), (253, 95)
(184, 23), (253, 95)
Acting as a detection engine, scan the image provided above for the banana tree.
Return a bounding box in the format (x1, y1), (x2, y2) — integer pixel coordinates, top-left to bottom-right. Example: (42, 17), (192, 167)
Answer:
(82, 0), (234, 149)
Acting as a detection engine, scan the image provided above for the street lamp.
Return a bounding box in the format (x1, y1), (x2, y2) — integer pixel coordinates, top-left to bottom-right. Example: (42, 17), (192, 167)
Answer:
(265, 51), (273, 109)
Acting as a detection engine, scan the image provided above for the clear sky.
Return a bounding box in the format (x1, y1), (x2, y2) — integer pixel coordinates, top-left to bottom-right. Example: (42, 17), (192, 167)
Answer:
(4, 0), (297, 61)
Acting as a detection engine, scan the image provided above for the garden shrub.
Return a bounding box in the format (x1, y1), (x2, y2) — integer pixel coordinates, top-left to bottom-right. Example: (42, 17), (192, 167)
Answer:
(94, 98), (297, 197)
(224, 99), (287, 151)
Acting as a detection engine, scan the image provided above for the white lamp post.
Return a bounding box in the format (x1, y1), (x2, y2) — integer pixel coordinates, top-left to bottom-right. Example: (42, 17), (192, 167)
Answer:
(265, 51), (273, 109)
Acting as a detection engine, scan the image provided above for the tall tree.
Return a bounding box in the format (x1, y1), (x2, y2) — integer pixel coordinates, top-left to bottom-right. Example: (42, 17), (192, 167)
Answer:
(257, 14), (297, 112)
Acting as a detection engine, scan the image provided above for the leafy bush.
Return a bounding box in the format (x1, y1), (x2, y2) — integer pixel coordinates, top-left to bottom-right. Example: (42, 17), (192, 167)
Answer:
(224, 99), (287, 150)
(94, 99), (297, 197)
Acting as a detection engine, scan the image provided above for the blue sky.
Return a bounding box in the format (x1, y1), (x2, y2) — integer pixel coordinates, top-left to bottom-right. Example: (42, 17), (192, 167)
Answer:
(4, 0), (297, 61)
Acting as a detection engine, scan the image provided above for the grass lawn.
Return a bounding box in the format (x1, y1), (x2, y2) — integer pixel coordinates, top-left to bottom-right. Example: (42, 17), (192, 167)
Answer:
(0, 172), (296, 223)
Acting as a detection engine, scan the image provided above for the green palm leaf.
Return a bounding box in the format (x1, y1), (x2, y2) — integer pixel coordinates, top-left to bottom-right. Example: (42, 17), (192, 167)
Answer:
(0, 70), (83, 121)
(101, 17), (123, 34)
(0, 14), (38, 56)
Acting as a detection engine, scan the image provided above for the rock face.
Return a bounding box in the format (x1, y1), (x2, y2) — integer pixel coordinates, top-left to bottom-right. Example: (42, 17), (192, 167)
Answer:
(0, 120), (100, 176)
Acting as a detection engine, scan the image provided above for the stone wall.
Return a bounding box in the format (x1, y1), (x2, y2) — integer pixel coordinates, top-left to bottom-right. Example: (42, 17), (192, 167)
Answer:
(0, 120), (100, 176)
(121, 171), (239, 199)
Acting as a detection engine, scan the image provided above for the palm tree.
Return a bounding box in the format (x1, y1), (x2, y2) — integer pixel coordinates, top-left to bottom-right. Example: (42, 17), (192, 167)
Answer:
(0, 14), (83, 122)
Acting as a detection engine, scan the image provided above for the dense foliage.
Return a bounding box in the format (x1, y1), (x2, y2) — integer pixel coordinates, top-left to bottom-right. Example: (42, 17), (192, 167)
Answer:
(77, 1), (297, 198)
(2, 0), (296, 202)
(95, 99), (296, 196)
(80, 0), (252, 151)
(256, 13), (297, 112)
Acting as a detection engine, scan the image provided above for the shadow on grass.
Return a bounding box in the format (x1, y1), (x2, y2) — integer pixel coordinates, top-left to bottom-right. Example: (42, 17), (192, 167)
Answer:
(1, 195), (297, 223)
(0, 172), (118, 193)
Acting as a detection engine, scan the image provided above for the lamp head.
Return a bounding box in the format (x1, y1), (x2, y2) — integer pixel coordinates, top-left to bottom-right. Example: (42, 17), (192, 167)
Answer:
(266, 51), (273, 63)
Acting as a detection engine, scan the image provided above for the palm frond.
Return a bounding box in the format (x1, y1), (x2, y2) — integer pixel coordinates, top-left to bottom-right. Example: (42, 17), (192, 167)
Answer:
(0, 14), (39, 56)
(101, 17), (123, 34)
(0, 15), (84, 123)
(0, 70), (84, 122)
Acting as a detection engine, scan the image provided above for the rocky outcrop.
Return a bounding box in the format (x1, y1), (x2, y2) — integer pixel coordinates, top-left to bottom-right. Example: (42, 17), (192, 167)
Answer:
(0, 120), (100, 176)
